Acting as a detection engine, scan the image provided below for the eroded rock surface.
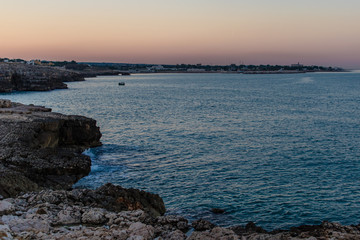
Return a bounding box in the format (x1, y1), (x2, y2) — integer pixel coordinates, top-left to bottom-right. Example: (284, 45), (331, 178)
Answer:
(0, 63), (84, 92)
(0, 185), (168, 240)
(229, 221), (360, 239)
(0, 100), (102, 198)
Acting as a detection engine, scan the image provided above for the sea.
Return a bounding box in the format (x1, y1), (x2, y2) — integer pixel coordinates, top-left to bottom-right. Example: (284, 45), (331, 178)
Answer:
(2, 72), (360, 230)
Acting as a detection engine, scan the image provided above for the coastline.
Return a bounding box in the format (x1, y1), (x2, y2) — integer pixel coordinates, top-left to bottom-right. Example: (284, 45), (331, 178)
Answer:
(0, 62), (120, 93)
(1, 100), (360, 239)
(0, 62), (348, 94)
(128, 70), (348, 75)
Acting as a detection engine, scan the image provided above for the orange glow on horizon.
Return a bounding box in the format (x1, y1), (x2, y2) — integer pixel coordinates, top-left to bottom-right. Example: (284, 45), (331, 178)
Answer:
(1, 0), (359, 68)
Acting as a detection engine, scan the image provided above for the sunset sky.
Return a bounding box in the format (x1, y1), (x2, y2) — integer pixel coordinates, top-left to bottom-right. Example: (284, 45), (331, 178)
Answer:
(1, 0), (359, 68)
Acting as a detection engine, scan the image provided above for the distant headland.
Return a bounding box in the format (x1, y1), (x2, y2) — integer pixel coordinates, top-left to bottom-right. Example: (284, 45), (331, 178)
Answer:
(81, 60), (345, 74)
(0, 59), (121, 92)
(1, 58), (345, 76)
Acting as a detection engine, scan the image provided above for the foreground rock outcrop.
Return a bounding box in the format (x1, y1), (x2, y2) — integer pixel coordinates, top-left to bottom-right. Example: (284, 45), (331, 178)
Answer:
(0, 63), (84, 92)
(0, 100), (102, 198)
(1, 187), (359, 240)
(0, 185), (169, 240)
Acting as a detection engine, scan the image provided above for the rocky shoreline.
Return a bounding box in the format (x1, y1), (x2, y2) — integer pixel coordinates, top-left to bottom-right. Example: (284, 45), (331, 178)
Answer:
(0, 63), (85, 92)
(0, 63), (121, 93)
(1, 100), (359, 239)
(0, 100), (102, 198)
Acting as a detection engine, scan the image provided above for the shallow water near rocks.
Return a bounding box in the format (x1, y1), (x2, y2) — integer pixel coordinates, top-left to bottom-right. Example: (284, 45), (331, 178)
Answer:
(2, 72), (360, 230)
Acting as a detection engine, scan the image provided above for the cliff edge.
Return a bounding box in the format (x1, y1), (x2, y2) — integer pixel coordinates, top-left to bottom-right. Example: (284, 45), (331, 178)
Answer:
(0, 99), (102, 198)
(0, 63), (84, 92)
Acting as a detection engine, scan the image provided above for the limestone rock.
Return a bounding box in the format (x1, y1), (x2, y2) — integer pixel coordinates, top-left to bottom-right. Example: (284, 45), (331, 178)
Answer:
(0, 201), (14, 215)
(2, 216), (50, 234)
(128, 222), (155, 240)
(0, 224), (13, 240)
(0, 100), (102, 198)
(56, 206), (82, 225)
(2, 187), (360, 240)
(0, 62), (85, 92)
(0, 100), (11, 108)
(82, 208), (107, 225)
(191, 219), (215, 231)
(84, 183), (166, 218)
(156, 215), (189, 232)
(188, 227), (239, 240)
(160, 229), (187, 240)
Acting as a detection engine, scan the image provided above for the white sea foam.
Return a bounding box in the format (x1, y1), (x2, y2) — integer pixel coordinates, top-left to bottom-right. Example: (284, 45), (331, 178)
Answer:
(299, 77), (314, 83)
(83, 148), (96, 159)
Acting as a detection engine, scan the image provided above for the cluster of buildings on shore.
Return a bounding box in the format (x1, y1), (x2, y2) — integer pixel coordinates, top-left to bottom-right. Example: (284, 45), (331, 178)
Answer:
(1, 58), (344, 73)
(0, 58), (55, 66)
(129, 63), (343, 74)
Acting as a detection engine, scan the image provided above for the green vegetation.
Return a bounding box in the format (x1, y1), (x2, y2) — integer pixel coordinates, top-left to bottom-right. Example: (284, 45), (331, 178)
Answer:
(0, 58), (344, 73)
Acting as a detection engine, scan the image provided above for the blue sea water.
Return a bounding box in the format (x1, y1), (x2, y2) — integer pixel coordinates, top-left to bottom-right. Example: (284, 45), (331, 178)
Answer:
(2, 72), (360, 230)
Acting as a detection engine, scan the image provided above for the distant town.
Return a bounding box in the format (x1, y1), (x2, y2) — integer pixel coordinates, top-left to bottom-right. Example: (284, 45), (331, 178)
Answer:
(0, 57), (345, 74)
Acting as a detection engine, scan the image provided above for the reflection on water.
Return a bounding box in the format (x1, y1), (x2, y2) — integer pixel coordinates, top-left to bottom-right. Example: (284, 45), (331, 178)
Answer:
(2, 72), (360, 230)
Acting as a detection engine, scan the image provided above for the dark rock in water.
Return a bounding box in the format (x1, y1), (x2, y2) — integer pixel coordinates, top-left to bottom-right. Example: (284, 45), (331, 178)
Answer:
(82, 183), (166, 217)
(229, 221), (267, 236)
(192, 219), (216, 231)
(155, 215), (190, 233)
(210, 208), (226, 214)
(0, 100), (102, 198)
(245, 221), (267, 233)
(229, 221), (360, 239)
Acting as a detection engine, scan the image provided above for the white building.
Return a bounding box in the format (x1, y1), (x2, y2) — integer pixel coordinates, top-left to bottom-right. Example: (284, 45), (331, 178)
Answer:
(151, 65), (165, 70)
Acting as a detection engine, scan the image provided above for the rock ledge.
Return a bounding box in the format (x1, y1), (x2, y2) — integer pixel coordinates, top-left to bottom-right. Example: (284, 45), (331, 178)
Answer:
(0, 100), (102, 198)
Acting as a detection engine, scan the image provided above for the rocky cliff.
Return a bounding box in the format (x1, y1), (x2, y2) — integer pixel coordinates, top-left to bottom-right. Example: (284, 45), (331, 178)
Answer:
(0, 100), (102, 198)
(0, 63), (84, 92)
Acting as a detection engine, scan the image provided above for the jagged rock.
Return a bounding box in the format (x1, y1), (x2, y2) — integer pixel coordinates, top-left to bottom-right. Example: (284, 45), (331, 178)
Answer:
(0, 100), (102, 198)
(155, 215), (189, 233)
(2, 187), (360, 239)
(245, 222), (267, 233)
(2, 215), (50, 234)
(0, 185), (167, 239)
(160, 229), (187, 240)
(0, 63), (85, 92)
(188, 227), (239, 240)
(191, 219), (215, 231)
(210, 208), (225, 214)
(86, 183), (166, 218)
(0, 224), (13, 239)
(230, 221), (360, 239)
(82, 208), (107, 225)
(0, 100), (11, 108)
(230, 221), (267, 237)
(0, 200), (14, 215)
(8, 183), (165, 219)
(128, 222), (155, 240)
(56, 206), (82, 225)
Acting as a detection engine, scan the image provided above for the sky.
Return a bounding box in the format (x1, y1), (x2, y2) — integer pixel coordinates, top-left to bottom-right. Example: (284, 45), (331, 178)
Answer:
(1, 0), (359, 68)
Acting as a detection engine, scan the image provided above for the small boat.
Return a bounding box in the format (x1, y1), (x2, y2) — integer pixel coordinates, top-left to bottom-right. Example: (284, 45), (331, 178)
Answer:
(118, 82), (125, 86)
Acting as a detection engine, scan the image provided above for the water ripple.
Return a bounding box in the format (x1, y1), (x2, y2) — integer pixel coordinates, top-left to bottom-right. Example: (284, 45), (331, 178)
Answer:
(2, 72), (360, 230)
